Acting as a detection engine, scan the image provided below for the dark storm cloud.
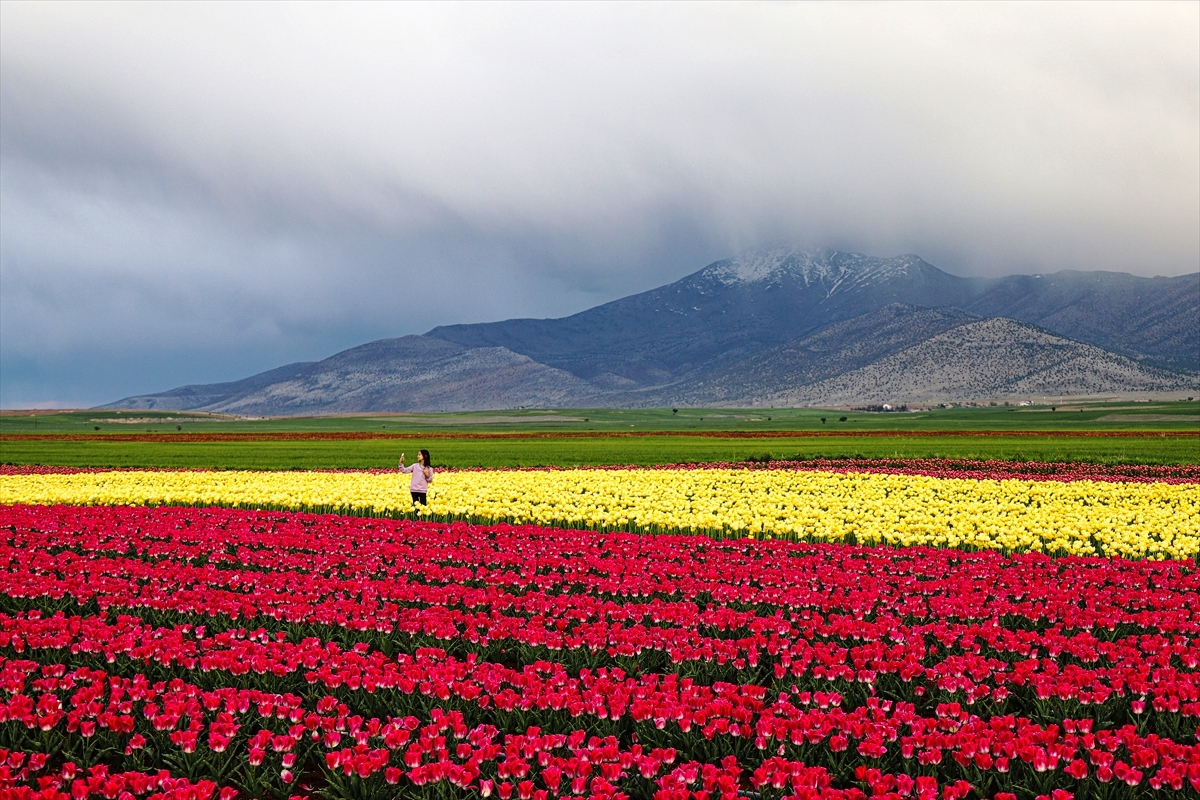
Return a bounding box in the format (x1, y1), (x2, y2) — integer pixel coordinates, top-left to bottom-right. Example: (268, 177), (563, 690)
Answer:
(1, 2), (1197, 406)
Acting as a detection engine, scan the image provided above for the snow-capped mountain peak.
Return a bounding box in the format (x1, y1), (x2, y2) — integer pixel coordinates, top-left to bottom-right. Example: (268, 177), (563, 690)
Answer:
(703, 247), (925, 291)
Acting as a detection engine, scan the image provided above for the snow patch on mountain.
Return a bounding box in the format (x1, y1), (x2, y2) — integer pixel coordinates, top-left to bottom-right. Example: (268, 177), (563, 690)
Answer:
(707, 248), (810, 283)
(704, 247), (924, 293)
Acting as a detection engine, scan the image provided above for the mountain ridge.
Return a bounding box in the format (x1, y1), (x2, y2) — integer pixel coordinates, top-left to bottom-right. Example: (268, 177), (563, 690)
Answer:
(652, 304), (982, 406)
(108, 336), (601, 415)
(103, 247), (1200, 412)
(767, 316), (1193, 407)
(427, 249), (987, 385)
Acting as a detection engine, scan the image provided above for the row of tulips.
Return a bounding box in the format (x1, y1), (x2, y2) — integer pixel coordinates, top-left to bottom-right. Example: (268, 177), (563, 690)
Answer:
(3, 503), (1197, 635)
(3, 649), (1197, 800)
(3, 506), (1198, 723)
(2, 466), (1197, 557)
(0, 659), (889, 800)
(3, 503), (1200, 798)
(3, 504), (1198, 630)
(4, 459), (1199, 484)
(8, 546), (1200, 685)
(3, 607), (1199, 745)
(0, 709), (978, 800)
(0, 747), (231, 800)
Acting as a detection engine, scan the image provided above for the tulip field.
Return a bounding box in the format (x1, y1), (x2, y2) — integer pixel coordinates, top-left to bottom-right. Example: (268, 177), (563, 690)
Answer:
(1, 456), (1199, 799)
(2, 460), (1198, 559)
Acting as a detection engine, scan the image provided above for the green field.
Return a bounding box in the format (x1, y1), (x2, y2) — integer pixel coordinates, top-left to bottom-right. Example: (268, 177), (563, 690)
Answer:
(2, 401), (1197, 468)
(3, 400), (1200, 434)
(1, 434), (1198, 469)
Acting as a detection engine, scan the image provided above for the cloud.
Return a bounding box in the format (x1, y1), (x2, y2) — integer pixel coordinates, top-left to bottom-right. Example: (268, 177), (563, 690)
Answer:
(1, 1), (1196, 406)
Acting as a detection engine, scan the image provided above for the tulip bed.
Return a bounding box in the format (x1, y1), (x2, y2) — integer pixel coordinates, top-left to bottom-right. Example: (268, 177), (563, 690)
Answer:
(5, 458), (1200, 482)
(2, 461), (1198, 559)
(2, 501), (1200, 800)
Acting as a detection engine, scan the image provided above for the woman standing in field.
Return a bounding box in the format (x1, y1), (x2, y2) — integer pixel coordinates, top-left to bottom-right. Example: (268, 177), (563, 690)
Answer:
(398, 449), (433, 506)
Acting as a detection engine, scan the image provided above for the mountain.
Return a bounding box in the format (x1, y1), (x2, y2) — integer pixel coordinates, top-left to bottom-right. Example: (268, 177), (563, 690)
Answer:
(106, 336), (598, 414)
(765, 317), (1194, 407)
(656, 304), (982, 405)
(964, 270), (1199, 373)
(427, 249), (986, 386)
(103, 246), (1199, 412)
(109, 360), (316, 411)
(429, 248), (1199, 382)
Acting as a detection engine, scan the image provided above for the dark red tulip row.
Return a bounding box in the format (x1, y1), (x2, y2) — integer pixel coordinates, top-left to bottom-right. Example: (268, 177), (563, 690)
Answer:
(0, 746), (233, 800)
(549, 458), (1200, 485)
(4, 649), (1195, 800)
(3, 504), (1198, 733)
(6, 547), (1198, 717)
(3, 607), (1199, 755)
(0, 657), (869, 800)
(4, 504), (1198, 655)
(4, 504), (1197, 632)
(4, 457), (1197, 483)
(2, 604), (1198, 797)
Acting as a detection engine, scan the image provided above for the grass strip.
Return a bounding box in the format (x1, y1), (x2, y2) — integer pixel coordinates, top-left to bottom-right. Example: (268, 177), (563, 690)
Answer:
(2, 434), (1198, 469)
(5, 430), (1200, 441)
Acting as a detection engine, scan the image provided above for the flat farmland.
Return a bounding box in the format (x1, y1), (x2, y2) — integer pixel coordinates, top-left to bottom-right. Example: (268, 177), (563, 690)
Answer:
(2, 432), (1199, 469)
(2, 401), (1198, 468)
(4, 401), (1200, 434)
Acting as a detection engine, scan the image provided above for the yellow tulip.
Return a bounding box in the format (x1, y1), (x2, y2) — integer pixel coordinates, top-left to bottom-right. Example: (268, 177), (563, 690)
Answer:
(1, 468), (1196, 559)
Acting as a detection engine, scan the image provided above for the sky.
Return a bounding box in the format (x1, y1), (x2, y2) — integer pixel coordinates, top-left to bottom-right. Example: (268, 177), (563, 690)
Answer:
(2, 2), (1197, 408)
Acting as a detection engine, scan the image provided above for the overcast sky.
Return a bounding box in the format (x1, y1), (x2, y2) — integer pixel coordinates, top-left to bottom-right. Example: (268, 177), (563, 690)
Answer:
(2, 1), (1197, 407)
